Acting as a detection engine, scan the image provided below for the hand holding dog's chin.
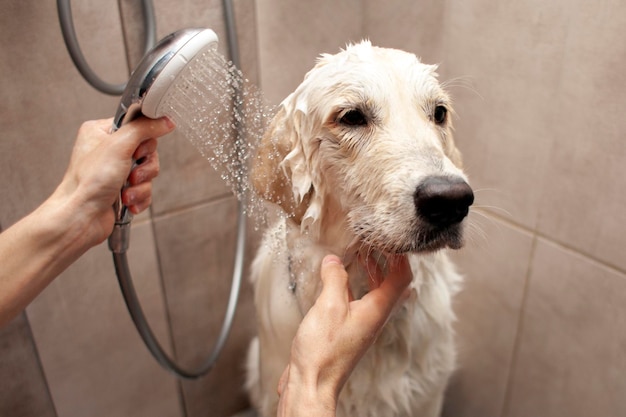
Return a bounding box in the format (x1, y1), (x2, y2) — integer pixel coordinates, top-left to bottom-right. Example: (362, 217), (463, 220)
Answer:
(276, 254), (412, 416)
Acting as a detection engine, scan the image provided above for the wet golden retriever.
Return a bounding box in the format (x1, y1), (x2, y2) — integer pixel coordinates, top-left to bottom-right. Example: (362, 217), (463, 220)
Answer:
(246, 41), (473, 417)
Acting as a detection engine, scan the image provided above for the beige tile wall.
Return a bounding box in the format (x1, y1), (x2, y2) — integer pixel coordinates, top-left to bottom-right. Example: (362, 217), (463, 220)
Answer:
(0, 0), (259, 416)
(2, 0), (625, 416)
(257, 1), (626, 416)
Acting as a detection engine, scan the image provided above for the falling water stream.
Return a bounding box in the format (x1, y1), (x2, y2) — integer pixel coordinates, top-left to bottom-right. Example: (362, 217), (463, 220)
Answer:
(160, 47), (276, 225)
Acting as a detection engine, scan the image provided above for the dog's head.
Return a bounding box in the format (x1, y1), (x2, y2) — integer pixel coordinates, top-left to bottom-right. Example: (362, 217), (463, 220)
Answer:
(252, 41), (473, 253)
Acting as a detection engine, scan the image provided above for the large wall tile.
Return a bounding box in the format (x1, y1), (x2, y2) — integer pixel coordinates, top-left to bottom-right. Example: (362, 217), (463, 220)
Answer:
(505, 239), (626, 417)
(444, 214), (534, 417)
(27, 224), (181, 417)
(0, 1), (122, 227)
(363, 0), (446, 62)
(534, 2), (626, 270)
(256, 0), (362, 105)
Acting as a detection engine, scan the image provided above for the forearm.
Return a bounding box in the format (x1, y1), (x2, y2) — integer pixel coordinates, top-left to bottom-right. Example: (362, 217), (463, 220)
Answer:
(0, 192), (96, 327)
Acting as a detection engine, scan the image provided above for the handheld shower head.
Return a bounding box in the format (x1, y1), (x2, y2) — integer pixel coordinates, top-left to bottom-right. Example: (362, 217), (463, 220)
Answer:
(112, 28), (219, 130)
(106, 27), (246, 379)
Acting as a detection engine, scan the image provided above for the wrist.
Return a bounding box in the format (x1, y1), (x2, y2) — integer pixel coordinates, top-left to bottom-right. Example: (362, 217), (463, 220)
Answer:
(39, 187), (104, 254)
(280, 365), (338, 417)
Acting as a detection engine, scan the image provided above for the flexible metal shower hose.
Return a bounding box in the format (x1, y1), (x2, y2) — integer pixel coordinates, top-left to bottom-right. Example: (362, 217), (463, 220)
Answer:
(58, 0), (246, 379)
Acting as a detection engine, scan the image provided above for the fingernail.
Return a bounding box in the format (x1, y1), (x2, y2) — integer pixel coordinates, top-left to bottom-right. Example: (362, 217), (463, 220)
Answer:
(164, 117), (175, 129)
(323, 254), (343, 266)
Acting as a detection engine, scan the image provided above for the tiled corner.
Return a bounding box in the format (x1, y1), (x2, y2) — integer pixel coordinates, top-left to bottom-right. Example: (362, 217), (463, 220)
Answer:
(505, 238), (626, 417)
(443, 214), (534, 417)
(26, 223), (181, 417)
(153, 197), (259, 416)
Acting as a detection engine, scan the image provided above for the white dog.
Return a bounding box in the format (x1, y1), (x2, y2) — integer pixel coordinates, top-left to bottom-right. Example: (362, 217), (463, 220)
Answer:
(246, 41), (473, 417)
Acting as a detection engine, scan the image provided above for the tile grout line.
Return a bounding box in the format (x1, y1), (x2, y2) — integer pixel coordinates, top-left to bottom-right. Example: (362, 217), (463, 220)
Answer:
(498, 231), (539, 417)
(23, 312), (60, 417)
(147, 205), (189, 417)
(479, 209), (626, 276)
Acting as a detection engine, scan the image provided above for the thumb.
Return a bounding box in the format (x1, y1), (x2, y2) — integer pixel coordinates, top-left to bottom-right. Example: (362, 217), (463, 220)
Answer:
(318, 255), (351, 304)
(113, 117), (175, 158)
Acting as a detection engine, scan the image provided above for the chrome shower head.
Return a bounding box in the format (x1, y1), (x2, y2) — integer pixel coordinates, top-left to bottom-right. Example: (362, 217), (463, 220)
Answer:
(112, 28), (219, 130)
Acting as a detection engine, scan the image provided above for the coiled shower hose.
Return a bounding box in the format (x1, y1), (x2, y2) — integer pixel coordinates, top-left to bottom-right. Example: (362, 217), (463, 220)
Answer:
(57, 0), (246, 379)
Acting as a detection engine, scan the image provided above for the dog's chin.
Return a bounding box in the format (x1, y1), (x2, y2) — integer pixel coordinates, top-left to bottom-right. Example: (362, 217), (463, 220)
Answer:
(354, 221), (466, 256)
(385, 224), (466, 255)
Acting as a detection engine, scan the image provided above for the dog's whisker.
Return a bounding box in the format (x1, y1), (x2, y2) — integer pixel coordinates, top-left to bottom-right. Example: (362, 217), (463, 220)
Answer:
(464, 220), (488, 246)
(441, 76), (483, 100)
(472, 205), (512, 218)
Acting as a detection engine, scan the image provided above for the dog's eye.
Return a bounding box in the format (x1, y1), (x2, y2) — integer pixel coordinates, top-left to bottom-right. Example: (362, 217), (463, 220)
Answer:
(433, 105), (447, 124)
(339, 109), (368, 127)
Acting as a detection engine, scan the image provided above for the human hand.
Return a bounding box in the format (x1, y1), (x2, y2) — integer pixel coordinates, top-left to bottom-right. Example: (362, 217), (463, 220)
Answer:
(277, 253), (413, 417)
(52, 117), (174, 245)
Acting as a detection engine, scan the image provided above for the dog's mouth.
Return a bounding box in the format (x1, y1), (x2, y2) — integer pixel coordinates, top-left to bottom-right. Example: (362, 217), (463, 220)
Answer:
(404, 223), (466, 253)
(354, 221), (466, 256)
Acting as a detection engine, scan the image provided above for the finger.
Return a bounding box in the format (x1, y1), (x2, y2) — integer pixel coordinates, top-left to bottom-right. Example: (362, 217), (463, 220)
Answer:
(277, 364), (290, 396)
(122, 182), (153, 214)
(317, 255), (351, 309)
(114, 117), (174, 158)
(369, 256), (413, 309)
(320, 255), (349, 292)
(360, 255), (412, 319)
(133, 137), (158, 162)
(128, 151), (160, 185)
(383, 255), (413, 292)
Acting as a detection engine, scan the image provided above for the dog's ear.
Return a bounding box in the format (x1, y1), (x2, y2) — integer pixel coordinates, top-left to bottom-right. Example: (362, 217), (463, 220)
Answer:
(251, 99), (312, 224)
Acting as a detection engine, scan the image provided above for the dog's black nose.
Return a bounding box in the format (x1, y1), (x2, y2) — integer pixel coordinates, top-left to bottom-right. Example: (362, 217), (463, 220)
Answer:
(414, 176), (474, 228)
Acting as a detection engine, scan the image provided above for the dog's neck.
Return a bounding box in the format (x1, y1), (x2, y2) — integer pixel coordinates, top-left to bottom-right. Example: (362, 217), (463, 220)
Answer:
(284, 197), (381, 311)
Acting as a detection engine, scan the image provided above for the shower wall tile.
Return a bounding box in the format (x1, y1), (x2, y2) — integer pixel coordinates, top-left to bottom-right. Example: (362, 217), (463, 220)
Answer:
(363, 0), (446, 62)
(150, 134), (232, 216)
(0, 314), (56, 417)
(505, 238), (626, 417)
(534, 2), (626, 271)
(27, 223), (181, 417)
(444, 215), (534, 417)
(256, 0), (363, 105)
(0, 1), (122, 228)
(153, 197), (259, 416)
